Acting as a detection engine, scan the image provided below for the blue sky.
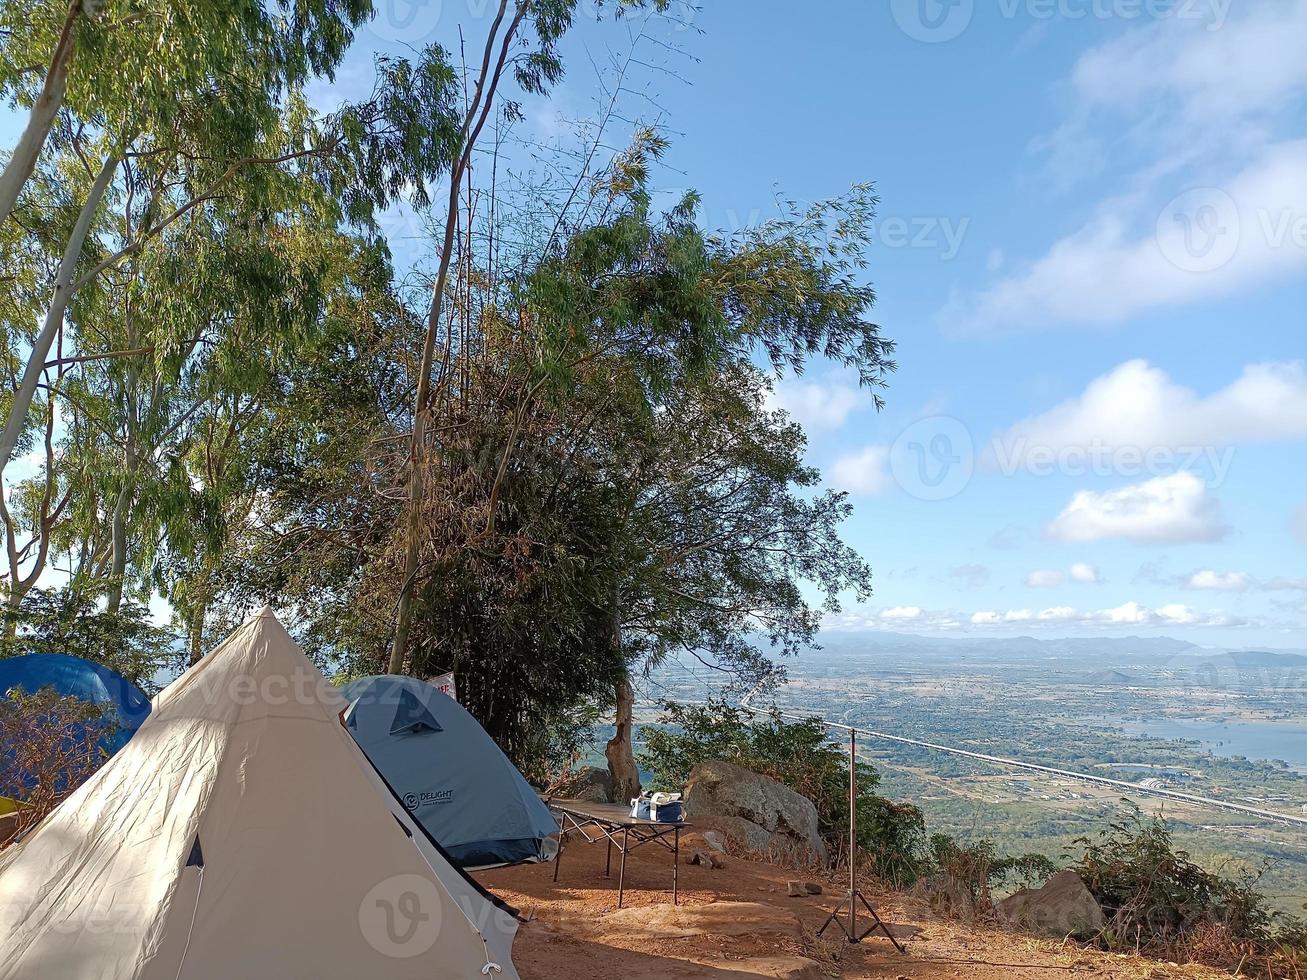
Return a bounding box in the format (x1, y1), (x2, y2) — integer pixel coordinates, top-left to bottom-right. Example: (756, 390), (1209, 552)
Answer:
(8, 0), (1305, 646)
(352, 0), (1306, 646)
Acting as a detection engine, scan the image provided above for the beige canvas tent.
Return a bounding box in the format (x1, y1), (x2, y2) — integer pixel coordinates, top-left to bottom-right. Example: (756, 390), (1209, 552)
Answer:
(0, 608), (521, 979)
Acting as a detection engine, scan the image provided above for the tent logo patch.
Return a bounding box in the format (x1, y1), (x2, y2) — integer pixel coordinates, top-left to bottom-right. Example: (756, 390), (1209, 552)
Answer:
(402, 789), (453, 810)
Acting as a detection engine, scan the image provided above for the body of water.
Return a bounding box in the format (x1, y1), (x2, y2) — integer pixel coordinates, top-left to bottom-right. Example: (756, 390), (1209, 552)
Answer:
(1113, 717), (1307, 767)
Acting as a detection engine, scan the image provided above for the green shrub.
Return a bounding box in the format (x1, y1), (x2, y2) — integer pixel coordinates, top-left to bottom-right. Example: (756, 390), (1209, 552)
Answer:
(0, 587), (179, 693)
(641, 700), (927, 882)
(1072, 810), (1306, 975)
(920, 834), (1058, 907)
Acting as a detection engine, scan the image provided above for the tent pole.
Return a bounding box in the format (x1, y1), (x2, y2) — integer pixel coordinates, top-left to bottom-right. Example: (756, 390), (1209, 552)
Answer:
(816, 724), (906, 954)
(849, 727), (856, 939)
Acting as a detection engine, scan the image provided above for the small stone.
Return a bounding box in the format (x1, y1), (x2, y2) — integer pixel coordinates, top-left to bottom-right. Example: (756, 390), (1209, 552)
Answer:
(786, 881), (805, 898)
(708, 853), (726, 869)
(702, 830), (728, 854)
(803, 882), (823, 895)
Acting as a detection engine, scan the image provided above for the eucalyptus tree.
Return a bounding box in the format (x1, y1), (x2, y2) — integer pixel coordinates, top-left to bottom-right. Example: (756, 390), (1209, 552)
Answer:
(0, 0), (368, 229)
(0, 0), (422, 478)
(1, 35), (462, 637)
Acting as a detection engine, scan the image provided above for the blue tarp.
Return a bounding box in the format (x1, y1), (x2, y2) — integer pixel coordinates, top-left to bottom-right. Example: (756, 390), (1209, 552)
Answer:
(342, 675), (559, 870)
(0, 654), (151, 799)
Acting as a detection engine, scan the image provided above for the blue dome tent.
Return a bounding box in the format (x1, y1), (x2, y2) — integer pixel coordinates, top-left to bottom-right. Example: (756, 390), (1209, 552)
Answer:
(0, 653), (151, 799)
(341, 675), (559, 870)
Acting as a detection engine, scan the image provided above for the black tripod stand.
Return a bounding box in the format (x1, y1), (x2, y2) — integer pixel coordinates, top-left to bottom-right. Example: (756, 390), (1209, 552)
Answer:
(816, 728), (907, 954)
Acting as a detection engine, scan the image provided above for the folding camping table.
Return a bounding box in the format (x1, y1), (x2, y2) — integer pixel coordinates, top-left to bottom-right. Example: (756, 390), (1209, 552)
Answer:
(546, 799), (685, 908)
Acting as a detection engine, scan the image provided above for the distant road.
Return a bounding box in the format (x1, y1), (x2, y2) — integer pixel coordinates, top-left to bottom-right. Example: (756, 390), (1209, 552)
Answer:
(851, 726), (1307, 828)
(737, 696), (1307, 829)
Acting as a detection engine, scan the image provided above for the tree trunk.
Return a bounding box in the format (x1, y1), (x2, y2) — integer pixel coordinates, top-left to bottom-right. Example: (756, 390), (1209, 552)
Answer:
(105, 480), (131, 614)
(0, 155), (117, 475)
(189, 597), (207, 665)
(388, 0), (521, 674)
(0, 0), (78, 229)
(605, 672), (640, 806)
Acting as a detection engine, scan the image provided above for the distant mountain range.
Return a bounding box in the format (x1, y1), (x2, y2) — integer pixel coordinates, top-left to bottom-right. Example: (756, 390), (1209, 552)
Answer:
(807, 631), (1307, 663)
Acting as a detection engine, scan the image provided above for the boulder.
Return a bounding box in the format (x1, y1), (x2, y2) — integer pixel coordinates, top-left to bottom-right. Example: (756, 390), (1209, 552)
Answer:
(999, 869), (1106, 938)
(558, 766), (614, 804)
(684, 760), (827, 866)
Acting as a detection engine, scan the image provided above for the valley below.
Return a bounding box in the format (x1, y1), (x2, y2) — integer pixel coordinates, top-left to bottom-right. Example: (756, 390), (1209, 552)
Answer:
(637, 633), (1307, 917)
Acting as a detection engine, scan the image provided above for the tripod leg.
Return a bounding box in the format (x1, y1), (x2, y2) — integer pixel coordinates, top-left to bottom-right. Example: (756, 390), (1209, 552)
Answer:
(856, 892), (906, 954)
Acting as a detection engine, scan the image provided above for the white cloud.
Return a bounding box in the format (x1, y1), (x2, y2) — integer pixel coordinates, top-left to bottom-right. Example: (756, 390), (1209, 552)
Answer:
(766, 381), (863, 431)
(966, 601), (1241, 629)
(1069, 1), (1307, 129)
(950, 142), (1307, 331)
(881, 606), (923, 621)
(1294, 503), (1307, 544)
(991, 360), (1307, 464)
(831, 601), (1252, 632)
(948, 1), (1307, 332)
(1026, 569), (1067, 588)
(1046, 472), (1227, 545)
(1026, 563), (1103, 588)
(1184, 570), (1250, 592)
(830, 445), (891, 495)
(1106, 601), (1150, 624)
(1266, 577), (1307, 592)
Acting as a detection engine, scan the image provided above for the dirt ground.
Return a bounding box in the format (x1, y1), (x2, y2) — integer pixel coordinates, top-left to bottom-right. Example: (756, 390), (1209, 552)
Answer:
(477, 831), (1228, 980)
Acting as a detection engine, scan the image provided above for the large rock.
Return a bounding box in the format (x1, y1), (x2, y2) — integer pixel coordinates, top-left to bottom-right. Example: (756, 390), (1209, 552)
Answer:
(684, 760), (827, 866)
(558, 766), (614, 804)
(999, 869), (1106, 938)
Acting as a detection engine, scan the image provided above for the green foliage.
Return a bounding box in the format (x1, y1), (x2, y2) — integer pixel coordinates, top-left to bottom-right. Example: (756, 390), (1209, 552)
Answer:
(0, 587), (180, 691)
(640, 700), (926, 882)
(1072, 811), (1283, 952)
(922, 833), (1057, 905)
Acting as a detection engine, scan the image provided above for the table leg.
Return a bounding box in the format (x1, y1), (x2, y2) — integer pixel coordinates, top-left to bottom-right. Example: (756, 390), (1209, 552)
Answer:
(673, 826), (680, 906)
(617, 827), (629, 909)
(553, 827), (564, 883)
(605, 838), (612, 878)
